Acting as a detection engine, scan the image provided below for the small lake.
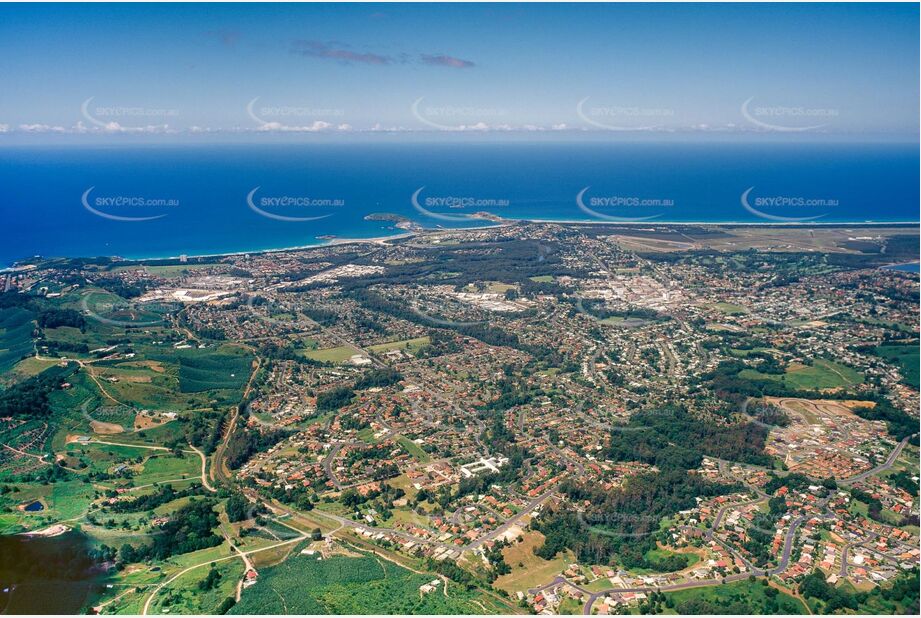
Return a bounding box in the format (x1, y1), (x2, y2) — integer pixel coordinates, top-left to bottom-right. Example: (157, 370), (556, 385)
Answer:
(0, 530), (108, 614)
(22, 501), (44, 512)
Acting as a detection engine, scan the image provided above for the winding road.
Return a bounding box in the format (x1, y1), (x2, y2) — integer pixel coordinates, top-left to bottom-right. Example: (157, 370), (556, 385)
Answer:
(86, 439), (215, 493)
(839, 435), (912, 486)
(188, 443), (216, 493)
(140, 535), (306, 615)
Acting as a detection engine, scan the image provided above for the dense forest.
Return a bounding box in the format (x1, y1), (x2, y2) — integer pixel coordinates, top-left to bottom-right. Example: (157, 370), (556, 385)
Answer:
(106, 484), (202, 513)
(605, 406), (772, 469)
(36, 308), (86, 331)
(118, 499), (222, 562)
(531, 405), (760, 567)
(0, 363), (76, 419)
(533, 469), (741, 569)
(353, 367), (402, 390)
(316, 385), (355, 412)
(224, 421), (289, 470)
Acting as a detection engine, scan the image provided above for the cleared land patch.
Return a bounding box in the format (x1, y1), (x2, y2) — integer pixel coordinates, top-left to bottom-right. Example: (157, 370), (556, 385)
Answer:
(230, 545), (490, 614)
(740, 359), (862, 391)
(494, 531), (570, 596)
(873, 343), (920, 388)
(368, 336), (431, 355)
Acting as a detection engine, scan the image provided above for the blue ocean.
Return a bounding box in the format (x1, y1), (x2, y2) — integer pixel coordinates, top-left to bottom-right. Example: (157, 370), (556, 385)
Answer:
(1, 141), (918, 267)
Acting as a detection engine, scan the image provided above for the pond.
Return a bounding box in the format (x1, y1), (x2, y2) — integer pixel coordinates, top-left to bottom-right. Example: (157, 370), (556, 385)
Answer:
(22, 501), (44, 512)
(0, 530), (108, 614)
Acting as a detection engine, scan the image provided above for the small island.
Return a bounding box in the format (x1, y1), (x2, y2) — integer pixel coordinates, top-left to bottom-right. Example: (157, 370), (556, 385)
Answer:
(468, 211), (505, 222)
(364, 212), (423, 231)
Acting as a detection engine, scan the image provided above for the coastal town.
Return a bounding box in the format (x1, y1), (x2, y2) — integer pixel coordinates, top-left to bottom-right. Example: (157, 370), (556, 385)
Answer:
(1, 1), (918, 615)
(1, 222), (918, 615)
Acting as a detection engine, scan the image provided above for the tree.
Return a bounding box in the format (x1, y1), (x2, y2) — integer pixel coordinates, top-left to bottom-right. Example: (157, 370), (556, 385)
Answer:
(226, 493), (249, 522)
(119, 543), (137, 564)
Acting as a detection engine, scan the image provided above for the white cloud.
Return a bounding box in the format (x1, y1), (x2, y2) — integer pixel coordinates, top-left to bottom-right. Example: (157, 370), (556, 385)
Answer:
(11, 121), (176, 134)
(0, 119), (762, 135)
(456, 122), (490, 131)
(19, 123), (67, 133)
(102, 122), (173, 134)
(371, 123), (409, 132)
(255, 120), (348, 132)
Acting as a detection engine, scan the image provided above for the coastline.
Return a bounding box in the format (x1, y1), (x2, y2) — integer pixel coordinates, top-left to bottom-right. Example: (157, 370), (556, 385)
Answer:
(6, 217), (919, 270)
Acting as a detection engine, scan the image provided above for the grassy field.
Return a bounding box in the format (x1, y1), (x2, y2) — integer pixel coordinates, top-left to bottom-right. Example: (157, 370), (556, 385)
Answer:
(485, 282), (517, 293)
(368, 336), (431, 355)
(230, 544), (492, 614)
(50, 481), (98, 519)
(709, 302), (748, 315)
(396, 435), (432, 463)
(147, 558), (244, 615)
(740, 359), (863, 391)
(7, 356), (61, 382)
(131, 452), (200, 486)
(61, 442), (197, 488)
(656, 579), (806, 614)
(81, 290), (171, 327)
(110, 263), (215, 279)
(558, 597), (583, 614)
(637, 547), (701, 574)
(384, 506), (436, 530)
(1, 479), (96, 530)
(301, 345), (360, 364)
(729, 347), (774, 358)
(110, 421), (185, 447)
(356, 427), (378, 444)
(873, 342), (920, 388)
(494, 531), (570, 596)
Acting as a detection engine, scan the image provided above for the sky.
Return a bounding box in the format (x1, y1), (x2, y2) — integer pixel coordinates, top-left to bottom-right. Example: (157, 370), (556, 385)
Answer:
(0, 2), (918, 139)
